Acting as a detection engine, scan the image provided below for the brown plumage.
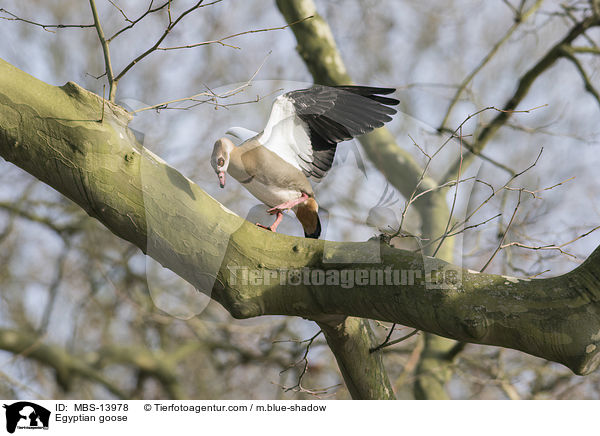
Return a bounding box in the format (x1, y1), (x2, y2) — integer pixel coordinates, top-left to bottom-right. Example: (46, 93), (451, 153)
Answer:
(211, 138), (321, 237)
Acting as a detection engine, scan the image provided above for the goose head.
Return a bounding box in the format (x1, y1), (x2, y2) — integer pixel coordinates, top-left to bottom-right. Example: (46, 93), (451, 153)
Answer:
(210, 137), (235, 188)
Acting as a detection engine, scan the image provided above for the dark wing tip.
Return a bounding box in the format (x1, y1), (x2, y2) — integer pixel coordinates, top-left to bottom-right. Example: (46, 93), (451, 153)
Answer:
(376, 96), (400, 106)
(333, 85), (399, 109)
(334, 85), (397, 96)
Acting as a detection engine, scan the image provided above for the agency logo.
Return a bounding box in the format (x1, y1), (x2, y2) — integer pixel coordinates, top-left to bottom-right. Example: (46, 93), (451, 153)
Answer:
(2, 402), (50, 434)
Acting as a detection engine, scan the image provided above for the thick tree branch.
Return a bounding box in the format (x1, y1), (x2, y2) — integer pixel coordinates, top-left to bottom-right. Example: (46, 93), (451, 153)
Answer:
(2, 59), (600, 380)
(316, 317), (395, 400)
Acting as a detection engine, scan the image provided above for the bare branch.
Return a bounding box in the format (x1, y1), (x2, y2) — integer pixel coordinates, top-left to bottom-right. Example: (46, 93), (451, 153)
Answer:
(441, 14), (600, 183)
(37, 245), (70, 334)
(114, 1), (220, 82)
(158, 15), (314, 51)
(107, 0), (131, 22)
(444, 213), (502, 238)
(480, 189), (523, 272)
(433, 126), (464, 257)
(559, 44), (600, 109)
(561, 3), (599, 48)
(397, 104), (545, 242)
(107, 0), (172, 42)
(501, 225), (600, 257)
(132, 51), (274, 113)
(89, 0), (116, 101)
(439, 104), (547, 180)
(0, 8), (94, 32)
(0, 328), (128, 398)
(370, 329), (419, 353)
(276, 330), (339, 397)
(416, 148), (545, 254)
(439, 0), (544, 129)
(571, 45), (600, 54)
(505, 176), (576, 198)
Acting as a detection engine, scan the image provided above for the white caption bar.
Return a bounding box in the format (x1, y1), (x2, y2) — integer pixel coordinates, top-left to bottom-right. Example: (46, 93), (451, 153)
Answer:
(0, 400), (591, 436)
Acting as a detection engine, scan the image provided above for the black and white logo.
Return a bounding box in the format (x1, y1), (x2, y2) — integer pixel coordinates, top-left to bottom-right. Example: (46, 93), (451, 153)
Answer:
(2, 402), (50, 434)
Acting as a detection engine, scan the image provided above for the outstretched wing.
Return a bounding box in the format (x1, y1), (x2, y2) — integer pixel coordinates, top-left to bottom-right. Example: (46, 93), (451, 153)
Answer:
(257, 85), (399, 180)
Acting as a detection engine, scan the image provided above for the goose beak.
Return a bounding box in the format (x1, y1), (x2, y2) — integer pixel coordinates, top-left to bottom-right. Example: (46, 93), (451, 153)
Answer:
(218, 171), (226, 188)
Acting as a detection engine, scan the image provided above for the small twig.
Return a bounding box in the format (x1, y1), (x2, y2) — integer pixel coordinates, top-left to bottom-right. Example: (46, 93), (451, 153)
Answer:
(370, 329), (420, 353)
(132, 51), (275, 113)
(500, 241), (576, 258)
(528, 269), (551, 278)
(108, 0), (172, 42)
(504, 176), (576, 199)
(501, 225), (600, 258)
(437, 129), (519, 176)
(114, 1), (219, 82)
(85, 71), (107, 80)
(372, 323), (397, 351)
(440, 104), (547, 181)
(107, 0), (131, 23)
(277, 330), (329, 396)
(158, 16), (314, 51)
(480, 189), (523, 272)
(433, 125), (464, 257)
(414, 148), (544, 254)
(443, 213), (502, 239)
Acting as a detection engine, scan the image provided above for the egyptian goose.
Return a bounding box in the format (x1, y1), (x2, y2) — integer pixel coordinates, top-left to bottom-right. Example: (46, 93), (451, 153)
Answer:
(211, 85), (399, 239)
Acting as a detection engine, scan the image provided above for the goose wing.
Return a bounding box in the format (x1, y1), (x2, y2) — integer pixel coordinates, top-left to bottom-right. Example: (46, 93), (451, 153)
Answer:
(258, 85), (399, 180)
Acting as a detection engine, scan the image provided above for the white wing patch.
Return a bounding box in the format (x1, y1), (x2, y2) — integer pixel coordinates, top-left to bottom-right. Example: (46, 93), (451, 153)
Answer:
(257, 95), (313, 173)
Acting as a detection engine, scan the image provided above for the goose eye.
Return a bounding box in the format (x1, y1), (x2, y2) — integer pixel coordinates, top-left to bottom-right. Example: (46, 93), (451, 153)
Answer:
(217, 157), (225, 167)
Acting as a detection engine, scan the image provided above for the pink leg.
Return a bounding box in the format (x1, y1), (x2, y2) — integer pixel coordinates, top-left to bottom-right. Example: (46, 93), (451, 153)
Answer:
(267, 192), (309, 215)
(256, 211), (284, 232)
